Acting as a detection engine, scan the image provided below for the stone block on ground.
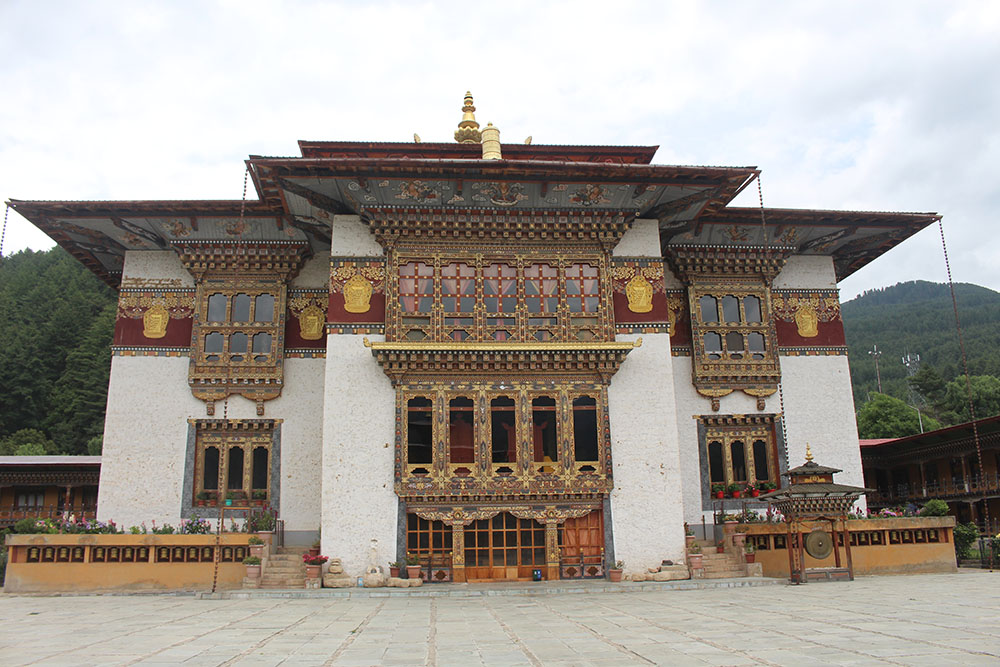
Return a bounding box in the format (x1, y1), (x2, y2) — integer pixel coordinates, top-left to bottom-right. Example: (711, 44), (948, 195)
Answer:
(746, 562), (763, 577)
(323, 574), (354, 588)
(387, 577), (407, 588)
(631, 572), (647, 582)
(408, 577), (422, 587)
(305, 578), (321, 589)
(242, 577), (260, 589)
(652, 566), (689, 582)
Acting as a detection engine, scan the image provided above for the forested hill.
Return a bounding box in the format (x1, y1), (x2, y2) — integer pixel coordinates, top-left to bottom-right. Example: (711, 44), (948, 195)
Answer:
(842, 280), (1000, 406)
(0, 247), (116, 455)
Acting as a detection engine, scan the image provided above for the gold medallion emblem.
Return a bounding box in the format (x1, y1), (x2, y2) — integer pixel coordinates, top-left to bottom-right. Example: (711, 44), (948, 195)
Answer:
(625, 275), (653, 313)
(142, 303), (169, 338)
(794, 304), (819, 337)
(343, 274), (373, 313)
(298, 304), (325, 340)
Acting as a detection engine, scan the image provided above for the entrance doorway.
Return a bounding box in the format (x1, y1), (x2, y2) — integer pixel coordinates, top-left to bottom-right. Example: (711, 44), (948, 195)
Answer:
(463, 513), (546, 581)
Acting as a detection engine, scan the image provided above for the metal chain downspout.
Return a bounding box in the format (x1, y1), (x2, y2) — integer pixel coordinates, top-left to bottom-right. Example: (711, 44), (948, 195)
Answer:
(1, 203), (10, 259)
(938, 220), (992, 569)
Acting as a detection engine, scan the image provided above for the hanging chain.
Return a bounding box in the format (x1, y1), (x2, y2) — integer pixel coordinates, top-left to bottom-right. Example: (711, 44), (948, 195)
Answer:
(211, 392), (232, 595)
(756, 172), (768, 244)
(1, 203), (10, 259)
(938, 220), (992, 566)
(238, 166), (249, 240)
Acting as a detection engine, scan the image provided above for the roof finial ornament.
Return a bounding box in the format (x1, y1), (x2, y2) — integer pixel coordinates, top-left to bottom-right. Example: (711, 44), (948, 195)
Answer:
(454, 91), (482, 144)
(805, 443), (814, 462)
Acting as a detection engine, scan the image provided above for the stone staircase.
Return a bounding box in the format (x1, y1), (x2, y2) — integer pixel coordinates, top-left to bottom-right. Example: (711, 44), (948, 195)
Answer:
(698, 547), (745, 579)
(259, 546), (308, 589)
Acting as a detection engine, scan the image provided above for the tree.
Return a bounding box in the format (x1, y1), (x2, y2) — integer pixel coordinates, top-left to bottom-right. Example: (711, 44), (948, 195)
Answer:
(856, 393), (942, 439)
(0, 429), (55, 456)
(908, 365), (946, 411)
(14, 442), (47, 456)
(86, 435), (103, 455)
(937, 375), (1000, 425)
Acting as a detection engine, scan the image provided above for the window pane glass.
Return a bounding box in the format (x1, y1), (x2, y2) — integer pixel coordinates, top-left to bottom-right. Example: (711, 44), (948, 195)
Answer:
(532, 396), (558, 464)
(703, 332), (722, 359)
(747, 332), (765, 352)
(699, 296), (718, 323)
(491, 396), (516, 463)
(205, 332), (224, 353)
(252, 447), (269, 490)
(252, 332), (272, 355)
(753, 439), (769, 481)
(743, 296), (762, 323)
(254, 294), (274, 322)
(232, 294), (251, 322)
(725, 332), (745, 352)
(721, 295), (740, 322)
(573, 396), (599, 462)
(407, 397), (433, 465)
(227, 447), (244, 491)
(203, 447), (219, 490)
(708, 441), (724, 483)
(449, 397), (475, 464)
(731, 441), (747, 482)
(207, 294), (227, 322)
(230, 332), (248, 354)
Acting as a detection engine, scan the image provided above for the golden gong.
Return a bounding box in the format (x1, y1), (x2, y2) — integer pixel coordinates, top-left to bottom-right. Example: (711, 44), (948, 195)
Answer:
(142, 303), (169, 338)
(625, 275), (653, 313)
(298, 304), (325, 340)
(343, 274), (373, 313)
(804, 529), (833, 559)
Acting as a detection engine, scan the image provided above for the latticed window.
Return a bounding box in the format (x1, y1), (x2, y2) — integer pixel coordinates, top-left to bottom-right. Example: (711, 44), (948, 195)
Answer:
(703, 416), (779, 492)
(695, 289), (768, 362)
(391, 255), (608, 343)
(193, 421), (274, 503)
(198, 285), (279, 365)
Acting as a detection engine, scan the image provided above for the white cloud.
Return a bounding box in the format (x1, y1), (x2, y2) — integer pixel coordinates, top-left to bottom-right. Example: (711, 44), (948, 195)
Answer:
(1, 0), (997, 299)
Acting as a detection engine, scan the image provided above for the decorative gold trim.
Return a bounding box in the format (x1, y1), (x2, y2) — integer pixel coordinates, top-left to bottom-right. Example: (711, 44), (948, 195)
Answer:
(625, 275), (653, 313)
(363, 339), (641, 352)
(142, 303), (169, 338)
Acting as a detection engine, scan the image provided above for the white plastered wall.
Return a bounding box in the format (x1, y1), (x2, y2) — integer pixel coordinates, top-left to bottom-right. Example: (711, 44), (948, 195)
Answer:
(613, 218), (659, 257)
(98, 251), (325, 531)
(321, 214), (397, 575)
(608, 333), (684, 572)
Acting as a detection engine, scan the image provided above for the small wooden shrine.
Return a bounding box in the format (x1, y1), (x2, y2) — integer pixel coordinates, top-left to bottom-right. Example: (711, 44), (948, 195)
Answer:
(761, 445), (869, 583)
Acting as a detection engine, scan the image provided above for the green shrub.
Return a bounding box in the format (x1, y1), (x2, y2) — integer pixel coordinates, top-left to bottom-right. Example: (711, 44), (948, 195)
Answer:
(953, 522), (980, 560)
(918, 499), (950, 517)
(12, 518), (41, 534)
(242, 556), (261, 566)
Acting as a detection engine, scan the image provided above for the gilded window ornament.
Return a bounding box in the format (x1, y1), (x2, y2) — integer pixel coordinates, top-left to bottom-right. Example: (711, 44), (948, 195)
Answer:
(343, 273), (374, 313)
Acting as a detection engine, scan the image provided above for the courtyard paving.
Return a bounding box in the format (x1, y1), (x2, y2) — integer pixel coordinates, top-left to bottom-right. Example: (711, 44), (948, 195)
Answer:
(1, 571), (998, 666)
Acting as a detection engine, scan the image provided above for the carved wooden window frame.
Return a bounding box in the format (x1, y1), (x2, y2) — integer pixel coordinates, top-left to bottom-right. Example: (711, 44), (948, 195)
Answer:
(387, 251), (612, 344)
(702, 416), (779, 491)
(396, 383), (609, 493)
(193, 421), (275, 504)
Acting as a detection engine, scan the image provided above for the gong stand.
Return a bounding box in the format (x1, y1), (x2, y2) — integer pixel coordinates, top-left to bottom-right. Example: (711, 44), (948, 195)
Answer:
(761, 446), (869, 584)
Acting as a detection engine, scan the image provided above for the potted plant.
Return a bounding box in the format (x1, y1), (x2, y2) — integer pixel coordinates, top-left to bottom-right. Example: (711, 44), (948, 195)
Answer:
(243, 555), (261, 578)
(405, 553), (422, 580)
(688, 543), (703, 570)
(716, 541), (725, 554)
(252, 489), (267, 506)
(727, 483), (741, 499)
(196, 491), (208, 507)
(744, 542), (756, 564)
(248, 535), (265, 558)
(684, 523), (696, 549)
(388, 561), (401, 578)
(302, 553), (328, 579)
(205, 490), (217, 507)
(308, 539), (321, 557)
(748, 483), (760, 498)
(711, 483), (725, 499)
(608, 560), (624, 582)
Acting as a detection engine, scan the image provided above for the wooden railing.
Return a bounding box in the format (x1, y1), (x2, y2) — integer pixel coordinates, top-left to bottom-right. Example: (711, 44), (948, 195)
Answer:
(0, 504), (98, 527)
(868, 475), (1000, 505)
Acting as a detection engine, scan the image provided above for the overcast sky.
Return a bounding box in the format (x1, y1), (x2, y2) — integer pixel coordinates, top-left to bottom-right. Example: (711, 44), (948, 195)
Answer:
(2, 0), (998, 299)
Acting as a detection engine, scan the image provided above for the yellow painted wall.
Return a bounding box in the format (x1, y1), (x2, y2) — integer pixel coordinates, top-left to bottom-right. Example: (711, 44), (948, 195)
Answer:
(4, 534), (253, 593)
(737, 517), (957, 578)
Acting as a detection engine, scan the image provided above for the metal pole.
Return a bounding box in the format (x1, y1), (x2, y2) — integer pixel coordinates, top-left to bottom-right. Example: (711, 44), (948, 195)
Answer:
(869, 344), (882, 393)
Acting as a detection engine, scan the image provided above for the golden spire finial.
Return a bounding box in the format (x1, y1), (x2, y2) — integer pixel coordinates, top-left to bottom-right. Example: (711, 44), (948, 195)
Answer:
(454, 91), (482, 144)
(805, 443), (814, 462)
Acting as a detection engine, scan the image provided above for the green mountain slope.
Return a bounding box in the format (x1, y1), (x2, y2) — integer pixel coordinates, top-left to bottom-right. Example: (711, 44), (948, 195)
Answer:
(0, 247), (117, 454)
(842, 280), (1000, 406)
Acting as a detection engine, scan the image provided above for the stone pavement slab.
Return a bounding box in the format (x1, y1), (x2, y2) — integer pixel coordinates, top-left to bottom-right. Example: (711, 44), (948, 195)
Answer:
(1, 571), (998, 666)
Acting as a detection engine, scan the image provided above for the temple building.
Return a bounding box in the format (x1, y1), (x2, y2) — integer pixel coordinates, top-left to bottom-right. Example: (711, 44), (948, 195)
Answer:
(8, 94), (940, 580)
